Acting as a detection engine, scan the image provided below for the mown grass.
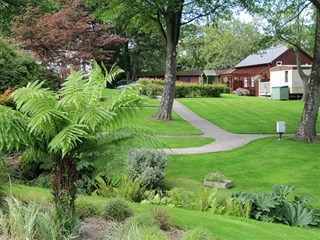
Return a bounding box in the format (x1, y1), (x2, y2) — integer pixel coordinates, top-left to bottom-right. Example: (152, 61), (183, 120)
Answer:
(165, 137), (320, 207)
(177, 94), (320, 134)
(102, 88), (159, 106)
(119, 107), (202, 135)
(7, 185), (319, 240)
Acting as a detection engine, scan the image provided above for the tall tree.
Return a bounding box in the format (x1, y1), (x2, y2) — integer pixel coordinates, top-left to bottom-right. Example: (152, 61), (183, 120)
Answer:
(177, 18), (265, 70)
(13, 0), (125, 76)
(86, 1), (166, 82)
(243, 0), (319, 142)
(86, 0), (234, 120)
(0, 0), (58, 36)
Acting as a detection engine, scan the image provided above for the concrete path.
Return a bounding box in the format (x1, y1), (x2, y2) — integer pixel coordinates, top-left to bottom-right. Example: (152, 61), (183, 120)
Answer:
(163, 100), (275, 155)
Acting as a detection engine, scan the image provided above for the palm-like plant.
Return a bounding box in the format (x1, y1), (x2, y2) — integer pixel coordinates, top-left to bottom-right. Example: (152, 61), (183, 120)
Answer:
(0, 62), (144, 213)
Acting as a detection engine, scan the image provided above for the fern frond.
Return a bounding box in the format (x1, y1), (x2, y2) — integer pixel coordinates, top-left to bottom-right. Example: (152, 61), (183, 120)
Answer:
(58, 70), (88, 113)
(84, 61), (124, 106)
(77, 106), (115, 132)
(0, 105), (31, 152)
(105, 87), (145, 128)
(48, 124), (89, 157)
(13, 81), (57, 116)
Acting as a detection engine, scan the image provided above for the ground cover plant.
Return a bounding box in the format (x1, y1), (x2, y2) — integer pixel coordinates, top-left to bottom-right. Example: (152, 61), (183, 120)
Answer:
(177, 94), (320, 134)
(6, 185), (320, 240)
(165, 137), (320, 208)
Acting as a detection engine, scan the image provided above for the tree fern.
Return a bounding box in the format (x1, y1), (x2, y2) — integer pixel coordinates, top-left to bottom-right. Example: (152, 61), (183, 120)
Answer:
(0, 105), (31, 152)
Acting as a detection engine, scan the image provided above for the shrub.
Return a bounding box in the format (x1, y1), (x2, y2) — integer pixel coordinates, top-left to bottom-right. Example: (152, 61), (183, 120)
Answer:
(175, 83), (225, 98)
(168, 188), (195, 209)
(146, 83), (163, 98)
(128, 149), (168, 189)
(0, 37), (59, 93)
(103, 198), (133, 222)
(149, 208), (171, 230)
(181, 227), (214, 240)
(232, 185), (318, 227)
(234, 87), (250, 96)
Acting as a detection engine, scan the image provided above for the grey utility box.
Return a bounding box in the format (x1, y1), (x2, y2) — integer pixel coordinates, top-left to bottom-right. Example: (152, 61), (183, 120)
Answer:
(277, 121), (286, 133)
(272, 86), (289, 100)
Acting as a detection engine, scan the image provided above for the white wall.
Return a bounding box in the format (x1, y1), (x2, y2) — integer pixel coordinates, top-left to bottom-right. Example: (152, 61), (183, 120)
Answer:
(270, 71), (288, 94)
(270, 68), (311, 94)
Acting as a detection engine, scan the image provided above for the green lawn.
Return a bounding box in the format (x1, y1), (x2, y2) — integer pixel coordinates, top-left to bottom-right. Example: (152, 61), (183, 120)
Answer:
(102, 88), (159, 106)
(177, 94), (320, 134)
(8, 185), (319, 240)
(165, 137), (320, 207)
(119, 107), (202, 135)
(159, 137), (214, 148)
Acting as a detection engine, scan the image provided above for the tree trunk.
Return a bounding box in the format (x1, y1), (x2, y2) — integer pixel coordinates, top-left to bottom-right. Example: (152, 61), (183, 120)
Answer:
(294, 49), (310, 101)
(123, 42), (132, 84)
(156, 4), (183, 120)
(295, 10), (320, 142)
(51, 155), (78, 213)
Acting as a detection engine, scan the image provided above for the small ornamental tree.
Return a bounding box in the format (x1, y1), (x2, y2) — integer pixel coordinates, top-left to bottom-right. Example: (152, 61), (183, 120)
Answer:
(0, 62), (144, 214)
(13, 0), (126, 75)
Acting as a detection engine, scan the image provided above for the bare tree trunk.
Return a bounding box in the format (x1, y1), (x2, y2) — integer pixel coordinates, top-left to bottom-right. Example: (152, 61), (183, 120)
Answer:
(295, 10), (320, 142)
(156, 37), (176, 120)
(156, 3), (183, 120)
(123, 42), (132, 84)
(51, 155), (78, 213)
(295, 49), (310, 101)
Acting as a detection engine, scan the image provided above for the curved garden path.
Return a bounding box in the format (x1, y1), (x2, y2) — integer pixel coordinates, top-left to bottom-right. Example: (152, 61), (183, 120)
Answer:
(163, 100), (275, 154)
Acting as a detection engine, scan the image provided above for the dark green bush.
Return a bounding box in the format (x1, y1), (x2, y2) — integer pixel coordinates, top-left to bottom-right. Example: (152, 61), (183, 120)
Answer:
(103, 198), (133, 222)
(175, 83), (225, 98)
(0, 37), (60, 93)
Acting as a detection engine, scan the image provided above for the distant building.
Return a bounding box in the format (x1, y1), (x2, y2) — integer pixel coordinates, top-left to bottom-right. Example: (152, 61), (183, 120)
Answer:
(220, 45), (312, 96)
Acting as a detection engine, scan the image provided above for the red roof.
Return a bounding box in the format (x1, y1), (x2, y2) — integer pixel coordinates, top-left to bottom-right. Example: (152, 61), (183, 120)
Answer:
(227, 65), (269, 77)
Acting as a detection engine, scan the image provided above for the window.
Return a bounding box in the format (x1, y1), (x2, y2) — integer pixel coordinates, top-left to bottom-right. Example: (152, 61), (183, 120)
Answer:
(285, 71), (288, 83)
(244, 77), (248, 87)
(251, 78), (255, 87)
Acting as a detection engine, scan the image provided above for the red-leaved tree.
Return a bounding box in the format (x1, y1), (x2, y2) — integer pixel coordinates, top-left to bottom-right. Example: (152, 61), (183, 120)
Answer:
(13, 0), (126, 76)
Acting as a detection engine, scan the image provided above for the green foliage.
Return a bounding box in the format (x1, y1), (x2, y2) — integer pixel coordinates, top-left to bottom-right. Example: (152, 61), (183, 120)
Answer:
(0, 60), (146, 212)
(0, 197), (80, 239)
(204, 172), (228, 183)
(113, 224), (170, 240)
(232, 185), (318, 227)
(174, 83), (226, 98)
(0, 158), (7, 201)
(103, 198), (133, 222)
(94, 175), (146, 202)
(0, 37), (59, 93)
(128, 148), (168, 189)
(181, 227), (214, 240)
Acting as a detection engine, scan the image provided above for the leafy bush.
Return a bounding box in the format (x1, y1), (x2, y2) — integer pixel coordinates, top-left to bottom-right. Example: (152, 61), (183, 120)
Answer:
(0, 37), (59, 93)
(181, 227), (214, 240)
(0, 197), (80, 239)
(232, 185), (318, 227)
(175, 83), (225, 98)
(128, 148), (168, 189)
(149, 208), (172, 230)
(103, 198), (133, 222)
(94, 175), (146, 202)
(146, 83), (163, 98)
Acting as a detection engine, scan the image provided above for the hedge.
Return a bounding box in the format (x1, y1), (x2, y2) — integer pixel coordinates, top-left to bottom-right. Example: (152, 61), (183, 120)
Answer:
(137, 78), (230, 98)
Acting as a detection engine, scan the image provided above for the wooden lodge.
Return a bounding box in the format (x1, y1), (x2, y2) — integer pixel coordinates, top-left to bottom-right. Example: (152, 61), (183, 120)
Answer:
(220, 45), (313, 96)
